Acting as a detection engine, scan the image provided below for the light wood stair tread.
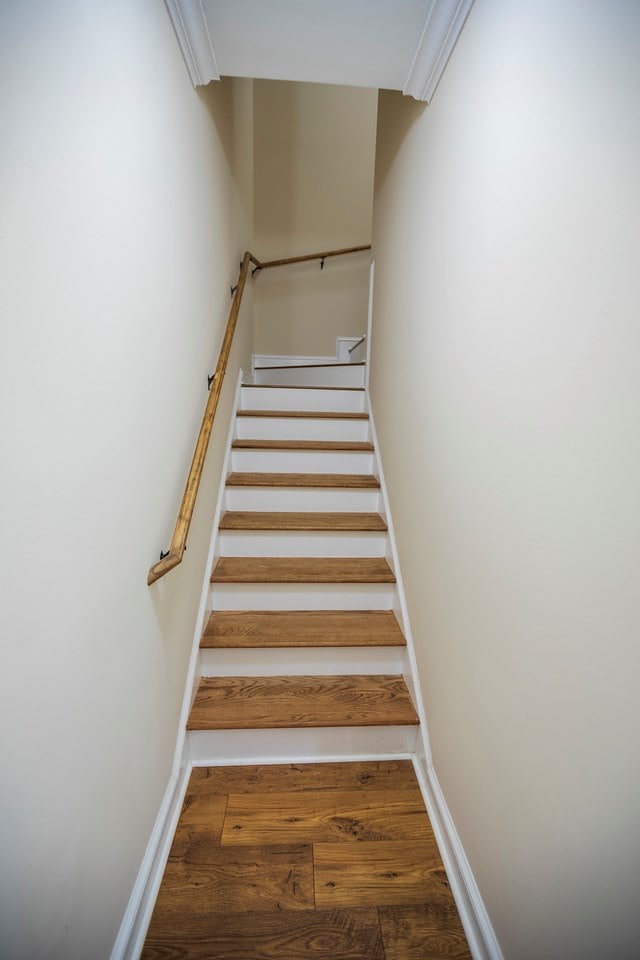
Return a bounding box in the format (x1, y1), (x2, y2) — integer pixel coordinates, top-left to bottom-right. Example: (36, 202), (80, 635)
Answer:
(202, 611), (406, 648)
(254, 361), (365, 371)
(211, 557), (396, 583)
(219, 511), (387, 531)
(232, 439), (374, 451)
(187, 675), (419, 729)
(237, 409), (369, 419)
(242, 383), (365, 392)
(226, 472), (380, 488)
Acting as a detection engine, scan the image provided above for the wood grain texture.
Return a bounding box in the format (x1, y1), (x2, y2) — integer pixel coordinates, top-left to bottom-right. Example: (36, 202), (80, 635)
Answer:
(241, 384), (366, 392)
(186, 761), (419, 795)
(253, 362), (365, 371)
(201, 610), (406, 649)
(226, 472), (380, 488)
(149, 843), (313, 917)
(236, 409), (369, 419)
(219, 511), (387, 531)
(378, 904), (472, 959)
(221, 788), (432, 845)
(143, 907), (384, 960)
(314, 840), (446, 908)
(187, 675), (420, 730)
(232, 439), (374, 450)
(147, 252), (253, 585)
(210, 557), (395, 584)
(144, 762), (471, 958)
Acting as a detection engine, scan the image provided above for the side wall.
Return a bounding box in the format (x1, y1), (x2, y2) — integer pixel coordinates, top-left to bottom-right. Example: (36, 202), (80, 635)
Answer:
(370, 2), (640, 958)
(0, 3), (252, 958)
(252, 80), (377, 357)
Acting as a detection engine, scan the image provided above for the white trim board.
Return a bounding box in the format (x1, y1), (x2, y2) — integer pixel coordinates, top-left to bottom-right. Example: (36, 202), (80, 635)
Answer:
(164, 0), (219, 86)
(412, 752), (504, 960)
(404, 0), (475, 102)
(108, 753), (192, 960)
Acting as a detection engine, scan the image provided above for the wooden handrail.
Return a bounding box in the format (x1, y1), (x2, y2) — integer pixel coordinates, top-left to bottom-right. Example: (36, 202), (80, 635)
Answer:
(147, 243), (371, 585)
(147, 252), (254, 585)
(258, 245), (371, 270)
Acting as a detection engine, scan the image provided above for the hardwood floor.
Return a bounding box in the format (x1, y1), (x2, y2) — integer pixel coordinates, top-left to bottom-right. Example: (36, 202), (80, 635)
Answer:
(142, 761), (471, 959)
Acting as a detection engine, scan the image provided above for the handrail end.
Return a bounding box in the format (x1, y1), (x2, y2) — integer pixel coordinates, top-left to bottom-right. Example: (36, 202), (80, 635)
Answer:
(147, 550), (182, 586)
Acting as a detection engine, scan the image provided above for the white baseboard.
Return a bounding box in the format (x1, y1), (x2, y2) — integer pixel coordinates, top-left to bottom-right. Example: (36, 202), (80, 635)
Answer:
(109, 751), (192, 960)
(412, 751), (504, 960)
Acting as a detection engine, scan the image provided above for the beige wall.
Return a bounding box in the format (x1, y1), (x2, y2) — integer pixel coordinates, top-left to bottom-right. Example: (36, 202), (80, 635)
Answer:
(252, 80), (377, 356)
(0, 3), (252, 957)
(370, 2), (640, 958)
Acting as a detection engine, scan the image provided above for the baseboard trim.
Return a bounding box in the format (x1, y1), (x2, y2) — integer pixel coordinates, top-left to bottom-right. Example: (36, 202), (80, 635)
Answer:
(109, 754), (192, 960)
(412, 755), (504, 960)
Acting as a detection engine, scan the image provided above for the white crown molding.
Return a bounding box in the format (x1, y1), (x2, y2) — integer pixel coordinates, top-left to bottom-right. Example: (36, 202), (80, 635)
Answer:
(164, 0), (220, 87)
(404, 0), (475, 102)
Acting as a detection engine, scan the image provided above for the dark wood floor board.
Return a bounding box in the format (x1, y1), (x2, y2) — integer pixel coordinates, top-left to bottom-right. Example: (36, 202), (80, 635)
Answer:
(187, 761), (419, 795)
(166, 792), (228, 860)
(187, 675), (419, 730)
(143, 907), (384, 960)
(314, 840), (446, 909)
(219, 511), (387, 531)
(201, 610), (405, 649)
(221, 788), (433, 845)
(210, 557), (395, 584)
(225, 472), (380, 488)
(150, 843), (314, 917)
(378, 904), (472, 959)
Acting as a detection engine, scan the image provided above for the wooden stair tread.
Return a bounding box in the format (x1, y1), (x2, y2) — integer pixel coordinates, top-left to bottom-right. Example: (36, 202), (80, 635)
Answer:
(232, 439), (374, 451)
(254, 361), (365, 371)
(202, 611), (406, 648)
(219, 512), (387, 531)
(237, 409), (369, 419)
(242, 383), (365, 392)
(211, 557), (396, 583)
(226, 472), (380, 488)
(187, 675), (419, 729)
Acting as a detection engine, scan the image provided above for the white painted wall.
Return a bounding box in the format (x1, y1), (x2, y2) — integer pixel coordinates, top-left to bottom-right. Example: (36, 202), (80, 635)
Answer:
(252, 80), (377, 356)
(0, 2), (252, 957)
(370, 1), (640, 958)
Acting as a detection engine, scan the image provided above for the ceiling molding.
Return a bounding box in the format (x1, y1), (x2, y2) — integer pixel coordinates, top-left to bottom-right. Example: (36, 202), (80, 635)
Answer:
(403, 0), (475, 102)
(164, 0), (219, 87)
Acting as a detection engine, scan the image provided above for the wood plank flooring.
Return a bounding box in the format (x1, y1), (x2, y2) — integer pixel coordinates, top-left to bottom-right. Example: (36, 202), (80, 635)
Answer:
(211, 557), (396, 583)
(187, 675), (420, 730)
(142, 761), (471, 959)
(201, 610), (406, 648)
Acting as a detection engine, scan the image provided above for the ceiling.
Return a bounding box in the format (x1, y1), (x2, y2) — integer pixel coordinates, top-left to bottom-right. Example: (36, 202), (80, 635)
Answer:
(165, 0), (475, 101)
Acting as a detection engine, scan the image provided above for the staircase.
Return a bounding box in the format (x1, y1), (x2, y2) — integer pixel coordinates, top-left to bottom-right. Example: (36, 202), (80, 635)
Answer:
(186, 359), (421, 765)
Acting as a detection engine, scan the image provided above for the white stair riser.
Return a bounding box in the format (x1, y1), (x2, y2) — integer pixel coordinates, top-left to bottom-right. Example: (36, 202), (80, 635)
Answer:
(209, 582), (397, 610)
(254, 366), (365, 388)
(199, 646), (405, 677)
(189, 724), (419, 765)
(235, 416), (370, 442)
(231, 449), (375, 473)
(223, 487), (382, 512)
(240, 387), (365, 413)
(217, 530), (387, 558)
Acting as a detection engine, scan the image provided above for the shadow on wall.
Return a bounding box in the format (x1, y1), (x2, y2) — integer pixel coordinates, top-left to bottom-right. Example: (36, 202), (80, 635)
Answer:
(253, 251), (372, 357)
